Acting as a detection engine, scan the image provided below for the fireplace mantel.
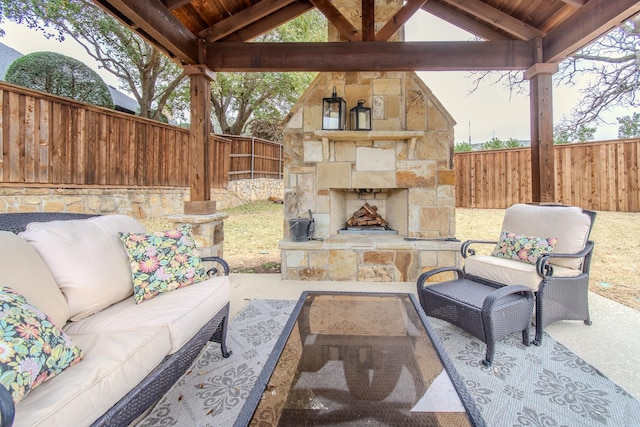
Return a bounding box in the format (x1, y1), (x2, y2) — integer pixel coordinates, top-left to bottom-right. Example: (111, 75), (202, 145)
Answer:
(313, 130), (424, 141)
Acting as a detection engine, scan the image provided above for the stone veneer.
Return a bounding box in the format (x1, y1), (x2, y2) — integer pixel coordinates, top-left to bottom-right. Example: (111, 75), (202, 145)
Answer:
(280, 69), (461, 282)
(0, 178), (283, 258)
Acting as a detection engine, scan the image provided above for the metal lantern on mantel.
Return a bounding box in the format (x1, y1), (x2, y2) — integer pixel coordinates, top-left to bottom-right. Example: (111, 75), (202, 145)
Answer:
(350, 100), (371, 131)
(322, 86), (346, 130)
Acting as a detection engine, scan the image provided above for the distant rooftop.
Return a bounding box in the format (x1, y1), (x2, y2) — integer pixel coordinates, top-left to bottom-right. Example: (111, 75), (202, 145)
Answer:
(0, 43), (23, 80)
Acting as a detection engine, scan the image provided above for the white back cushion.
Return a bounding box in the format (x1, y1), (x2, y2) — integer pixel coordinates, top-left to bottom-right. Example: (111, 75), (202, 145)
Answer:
(501, 204), (592, 269)
(0, 231), (70, 327)
(20, 215), (146, 320)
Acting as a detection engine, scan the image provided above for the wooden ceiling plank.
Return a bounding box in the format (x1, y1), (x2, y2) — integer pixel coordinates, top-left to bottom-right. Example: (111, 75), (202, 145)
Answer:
(310, 0), (361, 41)
(220, 0), (314, 41)
(559, 0), (586, 7)
(538, 4), (575, 34)
(163, 0), (191, 11)
(95, 0), (199, 63)
(422, 0), (511, 41)
(375, 0), (428, 41)
(438, 0), (544, 40)
(206, 40), (534, 71)
(362, 0), (375, 41)
(543, 0), (640, 63)
(200, 0), (297, 41)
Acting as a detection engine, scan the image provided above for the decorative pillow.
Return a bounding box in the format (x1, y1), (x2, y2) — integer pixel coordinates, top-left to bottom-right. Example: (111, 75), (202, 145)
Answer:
(491, 230), (558, 264)
(0, 286), (83, 404)
(119, 226), (207, 304)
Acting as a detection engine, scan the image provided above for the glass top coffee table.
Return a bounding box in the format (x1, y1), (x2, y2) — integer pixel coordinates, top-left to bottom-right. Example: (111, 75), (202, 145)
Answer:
(234, 291), (485, 426)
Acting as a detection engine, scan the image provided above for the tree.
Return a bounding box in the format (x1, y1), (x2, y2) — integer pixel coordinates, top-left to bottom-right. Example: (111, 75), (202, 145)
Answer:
(6, 51), (113, 108)
(505, 138), (522, 148)
(469, 16), (640, 135)
(0, 0), (185, 121)
(481, 137), (505, 150)
(617, 112), (640, 138)
(210, 11), (327, 135)
(553, 123), (596, 144)
(454, 142), (473, 152)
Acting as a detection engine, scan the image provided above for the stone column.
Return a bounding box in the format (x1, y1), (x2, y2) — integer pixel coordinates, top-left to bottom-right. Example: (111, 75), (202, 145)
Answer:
(167, 212), (228, 258)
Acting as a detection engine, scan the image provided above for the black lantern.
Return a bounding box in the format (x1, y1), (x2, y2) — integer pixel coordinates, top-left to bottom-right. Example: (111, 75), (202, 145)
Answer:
(350, 100), (371, 131)
(322, 86), (346, 130)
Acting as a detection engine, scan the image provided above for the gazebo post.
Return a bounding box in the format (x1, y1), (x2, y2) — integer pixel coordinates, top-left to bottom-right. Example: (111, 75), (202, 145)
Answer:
(169, 61), (228, 259)
(525, 43), (558, 204)
(184, 60), (217, 214)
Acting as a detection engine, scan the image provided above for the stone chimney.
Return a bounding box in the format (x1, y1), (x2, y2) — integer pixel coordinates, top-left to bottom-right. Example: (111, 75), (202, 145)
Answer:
(278, 0), (460, 282)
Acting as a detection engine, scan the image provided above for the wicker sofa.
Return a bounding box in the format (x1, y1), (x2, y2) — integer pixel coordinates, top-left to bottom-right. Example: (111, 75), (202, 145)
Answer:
(0, 213), (231, 427)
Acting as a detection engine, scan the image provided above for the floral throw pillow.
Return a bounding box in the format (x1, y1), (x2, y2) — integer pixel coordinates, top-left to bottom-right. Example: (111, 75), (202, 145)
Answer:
(491, 230), (558, 264)
(119, 225), (207, 304)
(0, 286), (83, 404)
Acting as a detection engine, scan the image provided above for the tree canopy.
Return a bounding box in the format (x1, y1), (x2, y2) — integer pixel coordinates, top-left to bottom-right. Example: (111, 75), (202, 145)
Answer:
(469, 15), (640, 137)
(0, 0), (184, 121)
(6, 51), (113, 108)
(210, 10), (327, 136)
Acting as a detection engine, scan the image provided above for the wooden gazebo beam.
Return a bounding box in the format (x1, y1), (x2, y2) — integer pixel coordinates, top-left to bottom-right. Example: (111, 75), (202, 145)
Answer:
(206, 40), (535, 71)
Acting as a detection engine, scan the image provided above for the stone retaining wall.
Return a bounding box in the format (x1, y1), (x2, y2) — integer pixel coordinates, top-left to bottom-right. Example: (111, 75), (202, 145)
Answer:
(0, 178), (284, 217)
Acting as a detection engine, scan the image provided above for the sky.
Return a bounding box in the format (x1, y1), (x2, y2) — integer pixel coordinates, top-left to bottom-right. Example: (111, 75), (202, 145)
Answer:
(0, 11), (628, 143)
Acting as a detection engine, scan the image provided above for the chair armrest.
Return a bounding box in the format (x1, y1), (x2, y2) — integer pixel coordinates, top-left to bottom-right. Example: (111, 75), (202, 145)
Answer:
(536, 241), (594, 278)
(461, 239), (497, 258)
(482, 285), (533, 314)
(0, 384), (15, 427)
(416, 267), (464, 290)
(201, 256), (230, 276)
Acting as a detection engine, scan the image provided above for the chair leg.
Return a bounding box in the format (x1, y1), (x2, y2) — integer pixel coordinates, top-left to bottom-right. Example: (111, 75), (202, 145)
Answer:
(482, 341), (495, 367)
(522, 325), (531, 347)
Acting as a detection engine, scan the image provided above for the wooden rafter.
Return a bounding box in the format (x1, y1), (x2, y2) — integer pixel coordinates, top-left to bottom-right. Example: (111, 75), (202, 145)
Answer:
(219, 0), (313, 42)
(220, 0), (314, 42)
(376, 0), (429, 41)
(543, 0), (640, 63)
(310, 0), (361, 41)
(95, 0), (199, 63)
(422, 0), (510, 41)
(199, 0), (297, 42)
(438, 0), (544, 40)
(362, 0), (375, 41)
(206, 40), (534, 71)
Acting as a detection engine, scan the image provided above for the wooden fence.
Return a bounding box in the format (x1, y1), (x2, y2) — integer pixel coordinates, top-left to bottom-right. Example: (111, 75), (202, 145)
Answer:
(455, 138), (640, 212)
(2, 82), (638, 212)
(0, 82), (235, 188)
(225, 135), (283, 180)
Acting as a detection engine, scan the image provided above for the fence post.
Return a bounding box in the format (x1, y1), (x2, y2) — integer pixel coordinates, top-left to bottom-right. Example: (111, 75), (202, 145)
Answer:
(251, 137), (255, 179)
(279, 143), (283, 179)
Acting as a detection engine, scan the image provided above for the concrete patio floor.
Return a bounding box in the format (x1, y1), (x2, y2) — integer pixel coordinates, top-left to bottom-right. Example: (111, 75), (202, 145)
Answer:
(228, 273), (640, 401)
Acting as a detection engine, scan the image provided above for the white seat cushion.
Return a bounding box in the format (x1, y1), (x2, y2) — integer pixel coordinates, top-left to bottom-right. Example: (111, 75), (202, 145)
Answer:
(64, 276), (231, 353)
(464, 255), (581, 291)
(20, 215), (146, 320)
(501, 204), (592, 269)
(14, 327), (169, 427)
(0, 231), (70, 327)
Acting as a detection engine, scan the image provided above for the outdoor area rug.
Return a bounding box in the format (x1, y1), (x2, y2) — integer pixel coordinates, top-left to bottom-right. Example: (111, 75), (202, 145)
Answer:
(137, 299), (640, 427)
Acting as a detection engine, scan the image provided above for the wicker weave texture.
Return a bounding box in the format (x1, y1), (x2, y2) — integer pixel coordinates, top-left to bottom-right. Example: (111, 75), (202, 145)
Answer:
(418, 275), (534, 366)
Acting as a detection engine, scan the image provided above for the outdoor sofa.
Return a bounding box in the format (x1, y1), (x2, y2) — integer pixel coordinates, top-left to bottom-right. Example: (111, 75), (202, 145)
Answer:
(0, 213), (231, 427)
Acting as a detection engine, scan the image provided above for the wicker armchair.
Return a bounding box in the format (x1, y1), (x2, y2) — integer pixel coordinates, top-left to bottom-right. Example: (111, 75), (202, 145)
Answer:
(460, 204), (596, 345)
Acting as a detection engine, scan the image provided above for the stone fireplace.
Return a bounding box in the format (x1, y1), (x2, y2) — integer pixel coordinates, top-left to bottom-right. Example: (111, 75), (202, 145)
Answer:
(278, 0), (461, 282)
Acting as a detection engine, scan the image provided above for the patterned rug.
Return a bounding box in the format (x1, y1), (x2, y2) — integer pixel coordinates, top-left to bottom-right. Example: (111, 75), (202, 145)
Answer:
(137, 299), (640, 427)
